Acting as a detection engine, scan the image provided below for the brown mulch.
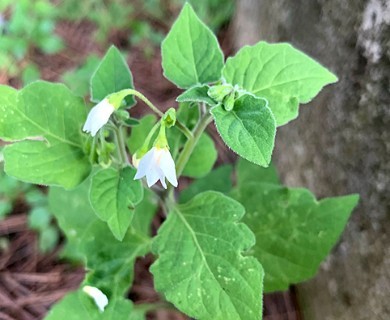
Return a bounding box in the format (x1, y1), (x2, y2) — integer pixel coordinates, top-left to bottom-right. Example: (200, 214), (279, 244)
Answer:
(0, 214), (85, 320)
(0, 11), (301, 320)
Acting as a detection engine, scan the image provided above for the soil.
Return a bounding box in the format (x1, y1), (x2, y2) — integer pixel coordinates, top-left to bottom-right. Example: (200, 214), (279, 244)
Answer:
(0, 16), (301, 320)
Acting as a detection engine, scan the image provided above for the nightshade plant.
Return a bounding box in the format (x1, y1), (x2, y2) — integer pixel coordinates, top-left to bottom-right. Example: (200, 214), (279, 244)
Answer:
(0, 4), (358, 319)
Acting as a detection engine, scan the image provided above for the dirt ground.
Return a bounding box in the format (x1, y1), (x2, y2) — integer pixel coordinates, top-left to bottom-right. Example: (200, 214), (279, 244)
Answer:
(0, 17), (301, 320)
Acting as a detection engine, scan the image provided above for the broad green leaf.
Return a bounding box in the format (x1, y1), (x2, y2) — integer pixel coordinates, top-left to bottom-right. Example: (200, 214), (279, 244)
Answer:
(91, 45), (135, 106)
(89, 167), (143, 241)
(131, 188), (158, 237)
(28, 207), (51, 230)
(179, 164), (233, 203)
(61, 55), (101, 97)
(182, 133), (217, 178)
(38, 226), (59, 253)
(211, 94), (276, 167)
(48, 179), (96, 261)
(49, 180), (150, 296)
(176, 85), (217, 106)
(223, 42), (338, 126)
(233, 184), (359, 292)
(82, 220), (149, 296)
(0, 82), (91, 189)
(127, 114), (157, 154)
(151, 191), (264, 320)
(236, 158), (280, 187)
(45, 291), (142, 320)
(162, 3), (224, 88)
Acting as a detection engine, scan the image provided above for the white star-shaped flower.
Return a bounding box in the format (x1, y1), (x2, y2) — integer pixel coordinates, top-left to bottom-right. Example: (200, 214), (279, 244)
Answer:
(134, 146), (178, 189)
(82, 285), (108, 312)
(83, 99), (115, 137)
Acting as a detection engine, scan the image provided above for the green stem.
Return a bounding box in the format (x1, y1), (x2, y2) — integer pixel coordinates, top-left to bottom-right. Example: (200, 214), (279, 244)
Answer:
(117, 126), (129, 165)
(166, 113), (213, 198)
(89, 134), (97, 164)
(113, 126), (128, 166)
(176, 120), (193, 139)
(118, 89), (165, 117)
(175, 113), (213, 177)
(114, 88), (192, 139)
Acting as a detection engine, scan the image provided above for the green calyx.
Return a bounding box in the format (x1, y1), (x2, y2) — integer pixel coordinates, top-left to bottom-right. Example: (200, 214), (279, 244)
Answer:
(223, 92), (235, 112)
(107, 90), (132, 110)
(132, 121), (161, 162)
(154, 122), (169, 149)
(207, 84), (234, 102)
(162, 108), (176, 128)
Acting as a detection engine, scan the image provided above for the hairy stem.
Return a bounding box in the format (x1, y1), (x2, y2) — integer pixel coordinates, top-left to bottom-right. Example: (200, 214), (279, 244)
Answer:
(166, 113), (213, 198)
(113, 126), (129, 166)
(118, 88), (192, 138)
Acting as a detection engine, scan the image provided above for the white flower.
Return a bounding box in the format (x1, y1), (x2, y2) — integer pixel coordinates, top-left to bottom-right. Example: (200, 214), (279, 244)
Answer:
(134, 146), (178, 189)
(82, 285), (108, 312)
(83, 99), (115, 137)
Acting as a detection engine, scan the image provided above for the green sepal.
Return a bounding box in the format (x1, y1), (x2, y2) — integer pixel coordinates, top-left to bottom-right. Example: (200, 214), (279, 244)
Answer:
(163, 108), (176, 128)
(207, 84), (233, 102)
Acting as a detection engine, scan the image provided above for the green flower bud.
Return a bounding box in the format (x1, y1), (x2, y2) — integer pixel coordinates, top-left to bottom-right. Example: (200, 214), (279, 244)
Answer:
(207, 84), (234, 102)
(163, 108), (176, 128)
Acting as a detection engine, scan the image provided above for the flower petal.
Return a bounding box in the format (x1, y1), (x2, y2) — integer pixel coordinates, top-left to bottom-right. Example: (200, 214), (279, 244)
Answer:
(83, 99), (115, 137)
(160, 149), (178, 187)
(146, 166), (162, 187)
(159, 170), (168, 189)
(82, 286), (108, 312)
(134, 148), (155, 179)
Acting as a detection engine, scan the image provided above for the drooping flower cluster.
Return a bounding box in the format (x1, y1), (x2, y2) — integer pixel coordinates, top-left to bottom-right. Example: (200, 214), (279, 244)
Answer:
(83, 97), (178, 189)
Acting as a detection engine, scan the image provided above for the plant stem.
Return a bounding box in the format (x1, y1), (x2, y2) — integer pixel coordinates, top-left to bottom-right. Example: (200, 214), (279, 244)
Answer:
(118, 126), (129, 164)
(176, 120), (193, 139)
(166, 113), (213, 198)
(114, 126), (129, 166)
(118, 89), (192, 139)
(122, 89), (165, 117)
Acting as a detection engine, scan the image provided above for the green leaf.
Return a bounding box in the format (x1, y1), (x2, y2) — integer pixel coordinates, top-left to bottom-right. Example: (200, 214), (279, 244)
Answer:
(82, 220), (149, 296)
(179, 164), (233, 203)
(91, 45), (135, 106)
(28, 207), (51, 230)
(0, 82), (91, 189)
(233, 183), (359, 292)
(211, 94), (276, 167)
(38, 226), (59, 253)
(49, 179), (150, 296)
(176, 85), (217, 106)
(182, 133), (217, 178)
(236, 158), (280, 187)
(161, 3), (224, 88)
(45, 291), (142, 320)
(131, 188), (158, 237)
(127, 114), (157, 154)
(21, 63), (41, 85)
(89, 167), (143, 241)
(151, 191), (264, 320)
(61, 55), (101, 97)
(223, 42), (338, 126)
(48, 179), (96, 261)
(0, 201), (12, 219)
